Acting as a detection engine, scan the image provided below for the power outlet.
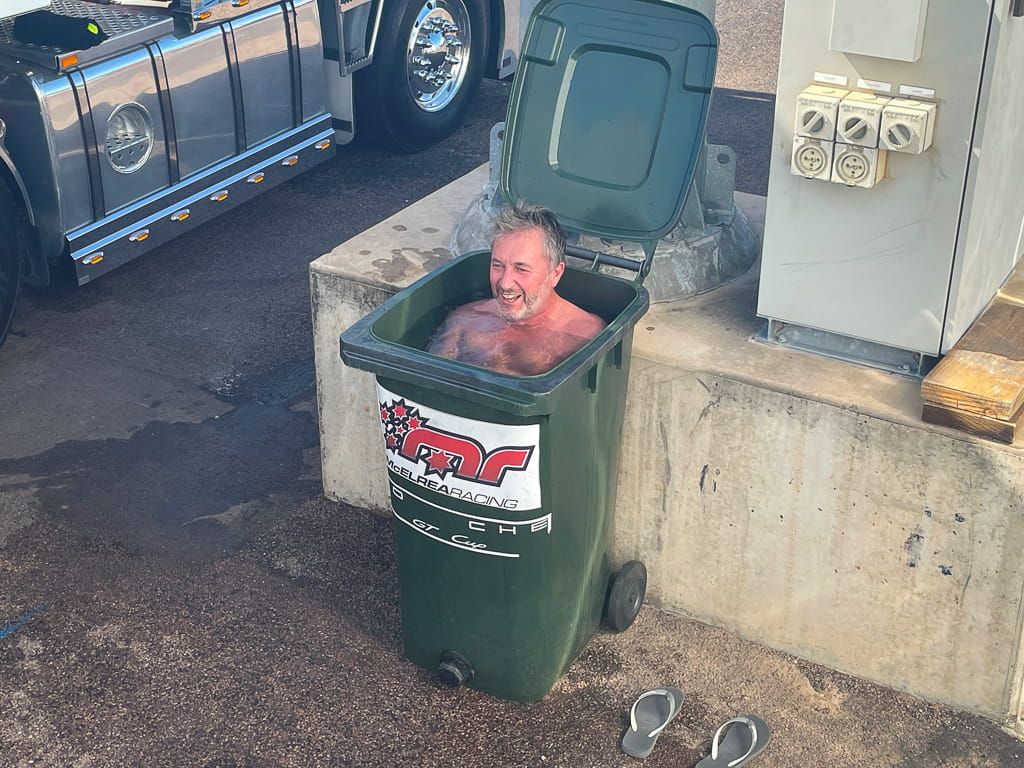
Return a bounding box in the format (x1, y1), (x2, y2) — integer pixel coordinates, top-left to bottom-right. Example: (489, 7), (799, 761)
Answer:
(792, 136), (834, 180)
(830, 143), (887, 188)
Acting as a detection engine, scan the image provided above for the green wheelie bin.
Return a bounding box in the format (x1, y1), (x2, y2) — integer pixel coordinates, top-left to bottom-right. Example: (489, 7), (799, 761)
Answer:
(341, 0), (717, 701)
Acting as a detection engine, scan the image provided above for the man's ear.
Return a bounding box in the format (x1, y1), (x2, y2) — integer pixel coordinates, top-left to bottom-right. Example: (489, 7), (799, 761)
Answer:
(550, 261), (565, 285)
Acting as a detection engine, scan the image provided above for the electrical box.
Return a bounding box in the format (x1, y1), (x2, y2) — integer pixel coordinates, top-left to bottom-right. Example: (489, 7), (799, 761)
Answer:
(830, 0), (930, 62)
(759, 0), (1024, 365)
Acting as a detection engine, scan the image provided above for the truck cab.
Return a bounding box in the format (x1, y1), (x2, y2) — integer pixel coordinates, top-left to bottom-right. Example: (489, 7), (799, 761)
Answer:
(0, 0), (521, 348)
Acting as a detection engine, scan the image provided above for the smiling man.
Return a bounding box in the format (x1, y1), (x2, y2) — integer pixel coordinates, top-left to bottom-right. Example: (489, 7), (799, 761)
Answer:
(428, 203), (606, 376)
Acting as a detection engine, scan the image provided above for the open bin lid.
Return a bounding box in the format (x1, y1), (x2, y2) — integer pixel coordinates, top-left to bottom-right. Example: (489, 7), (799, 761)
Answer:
(500, 0), (717, 258)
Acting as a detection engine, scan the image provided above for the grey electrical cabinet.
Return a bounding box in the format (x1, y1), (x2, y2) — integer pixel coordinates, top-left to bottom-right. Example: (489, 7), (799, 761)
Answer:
(758, 0), (1024, 366)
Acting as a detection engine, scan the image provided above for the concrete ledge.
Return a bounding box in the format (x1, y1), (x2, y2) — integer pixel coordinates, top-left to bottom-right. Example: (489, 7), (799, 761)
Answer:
(311, 164), (1024, 733)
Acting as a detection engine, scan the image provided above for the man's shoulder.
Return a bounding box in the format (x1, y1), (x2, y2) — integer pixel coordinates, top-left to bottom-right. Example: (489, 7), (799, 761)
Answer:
(562, 301), (607, 335)
(447, 299), (495, 320)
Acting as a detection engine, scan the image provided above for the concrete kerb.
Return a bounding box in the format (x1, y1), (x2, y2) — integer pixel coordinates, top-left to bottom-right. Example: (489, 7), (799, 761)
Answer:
(310, 163), (1024, 736)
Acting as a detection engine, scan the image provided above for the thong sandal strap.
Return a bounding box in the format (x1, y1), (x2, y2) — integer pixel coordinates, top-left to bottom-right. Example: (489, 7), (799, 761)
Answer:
(629, 688), (678, 738)
(710, 716), (757, 768)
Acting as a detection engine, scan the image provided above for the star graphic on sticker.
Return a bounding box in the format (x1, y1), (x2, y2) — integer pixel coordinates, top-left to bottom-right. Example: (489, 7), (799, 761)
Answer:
(385, 433), (399, 449)
(380, 404), (390, 422)
(407, 416), (422, 430)
(424, 448), (455, 476)
(392, 403), (407, 419)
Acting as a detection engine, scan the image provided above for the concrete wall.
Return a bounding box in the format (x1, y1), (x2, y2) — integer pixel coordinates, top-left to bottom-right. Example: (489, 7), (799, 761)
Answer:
(616, 356), (1024, 723)
(310, 167), (1024, 734)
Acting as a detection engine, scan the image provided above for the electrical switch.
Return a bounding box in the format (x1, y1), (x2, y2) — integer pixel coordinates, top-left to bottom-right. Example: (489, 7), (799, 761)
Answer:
(879, 99), (936, 154)
(791, 136), (833, 180)
(837, 92), (890, 148)
(830, 144), (887, 188)
(794, 85), (848, 140)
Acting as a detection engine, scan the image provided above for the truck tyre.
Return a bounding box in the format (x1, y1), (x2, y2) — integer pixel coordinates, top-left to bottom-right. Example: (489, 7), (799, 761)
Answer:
(357, 0), (489, 152)
(0, 183), (23, 349)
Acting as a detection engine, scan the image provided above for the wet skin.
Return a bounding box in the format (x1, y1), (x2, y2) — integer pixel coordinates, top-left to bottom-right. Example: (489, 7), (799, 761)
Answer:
(428, 228), (606, 376)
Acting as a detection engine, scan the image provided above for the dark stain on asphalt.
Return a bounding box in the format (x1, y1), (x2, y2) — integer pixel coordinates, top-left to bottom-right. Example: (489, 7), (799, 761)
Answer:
(0, 359), (319, 564)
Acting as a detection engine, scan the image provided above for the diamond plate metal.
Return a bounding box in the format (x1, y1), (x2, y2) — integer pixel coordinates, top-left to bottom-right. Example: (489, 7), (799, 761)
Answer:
(0, 0), (172, 70)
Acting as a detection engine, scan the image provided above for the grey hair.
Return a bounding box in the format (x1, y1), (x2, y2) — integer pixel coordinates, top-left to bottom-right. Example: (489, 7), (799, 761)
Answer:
(493, 201), (567, 271)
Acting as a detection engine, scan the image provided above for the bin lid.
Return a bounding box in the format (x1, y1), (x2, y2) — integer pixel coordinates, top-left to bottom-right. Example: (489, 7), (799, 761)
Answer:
(500, 0), (717, 250)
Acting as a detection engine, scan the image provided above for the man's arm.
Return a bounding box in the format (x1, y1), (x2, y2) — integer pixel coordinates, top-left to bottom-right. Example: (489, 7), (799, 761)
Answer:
(427, 309), (466, 359)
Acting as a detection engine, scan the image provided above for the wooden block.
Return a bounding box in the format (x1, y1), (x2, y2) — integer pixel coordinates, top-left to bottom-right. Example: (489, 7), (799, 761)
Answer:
(922, 400), (1023, 445)
(921, 299), (1024, 419)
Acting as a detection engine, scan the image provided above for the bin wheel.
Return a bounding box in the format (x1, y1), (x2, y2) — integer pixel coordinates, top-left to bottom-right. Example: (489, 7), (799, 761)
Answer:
(605, 560), (647, 633)
(438, 649), (474, 687)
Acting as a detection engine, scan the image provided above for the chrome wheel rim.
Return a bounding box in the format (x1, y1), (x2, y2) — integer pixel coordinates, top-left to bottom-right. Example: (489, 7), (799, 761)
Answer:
(405, 0), (472, 113)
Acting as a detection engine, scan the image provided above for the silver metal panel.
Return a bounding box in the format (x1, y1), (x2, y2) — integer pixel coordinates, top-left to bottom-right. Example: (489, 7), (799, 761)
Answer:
(0, 65), (71, 260)
(0, 0), (172, 71)
(758, 0), (992, 355)
(942, 5), (1024, 352)
(230, 5), (294, 148)
(158, 27), (237, 178)
(68, 118), (334, 284)
(83, 47), (170, 214)
(42, 76), (92, 232)
(294, 0), (328, 120)
(175, 0), (283, 32)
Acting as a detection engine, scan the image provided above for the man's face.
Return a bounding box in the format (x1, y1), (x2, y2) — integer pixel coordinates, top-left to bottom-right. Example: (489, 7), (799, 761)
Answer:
(490, 228), (565, 322)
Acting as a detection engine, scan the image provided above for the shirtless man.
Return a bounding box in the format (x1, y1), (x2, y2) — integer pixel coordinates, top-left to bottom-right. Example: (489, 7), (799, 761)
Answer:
(428, 203), (606, 376)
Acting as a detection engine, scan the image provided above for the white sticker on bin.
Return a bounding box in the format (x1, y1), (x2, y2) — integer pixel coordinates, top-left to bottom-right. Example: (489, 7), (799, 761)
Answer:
(376, 384), (542, 512)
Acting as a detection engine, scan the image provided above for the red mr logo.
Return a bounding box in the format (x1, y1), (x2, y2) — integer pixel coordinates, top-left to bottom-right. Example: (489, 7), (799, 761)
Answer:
(380, 398), (534, 487)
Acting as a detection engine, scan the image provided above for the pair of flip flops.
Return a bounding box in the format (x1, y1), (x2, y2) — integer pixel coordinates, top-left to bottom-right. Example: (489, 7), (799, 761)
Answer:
(621, 687), (770, 766)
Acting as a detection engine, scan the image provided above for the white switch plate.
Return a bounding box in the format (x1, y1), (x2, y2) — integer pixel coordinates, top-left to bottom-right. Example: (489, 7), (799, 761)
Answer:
(879, 99), (937, 154)
(837, 92), (890, 148)
(795, 84), (848, 140)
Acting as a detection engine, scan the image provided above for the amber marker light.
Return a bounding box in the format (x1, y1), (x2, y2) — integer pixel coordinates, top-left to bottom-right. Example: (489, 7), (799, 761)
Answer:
(171, 209), (190, 221)
(195, 11), (212, 20)
(315, 139), (331, 150)
(129, 229), (150, 242)
(210, 190), (229, 202)
(246, 172), (265, 184)
(83, 252), (103, 265)
(281, 155), (298, 166)
(60, 54), (79, 69)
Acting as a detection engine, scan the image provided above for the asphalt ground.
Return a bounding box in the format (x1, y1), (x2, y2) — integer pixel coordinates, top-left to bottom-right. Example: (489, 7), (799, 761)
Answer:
(3, 1), (1024, 766)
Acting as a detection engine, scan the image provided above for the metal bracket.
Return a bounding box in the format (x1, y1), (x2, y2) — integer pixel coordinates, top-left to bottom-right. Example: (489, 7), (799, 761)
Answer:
(758, 319), (933, 377)
(337, 0), (383, 75)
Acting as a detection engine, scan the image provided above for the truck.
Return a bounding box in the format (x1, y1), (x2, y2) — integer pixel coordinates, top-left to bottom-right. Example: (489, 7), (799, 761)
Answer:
(0, 0), (530, 348)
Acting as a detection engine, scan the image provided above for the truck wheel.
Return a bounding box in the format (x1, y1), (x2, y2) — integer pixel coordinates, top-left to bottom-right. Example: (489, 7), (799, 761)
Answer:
(604, 560), (647, 633)
(357, 0), (489, 152)
(0, 184), (23, 349)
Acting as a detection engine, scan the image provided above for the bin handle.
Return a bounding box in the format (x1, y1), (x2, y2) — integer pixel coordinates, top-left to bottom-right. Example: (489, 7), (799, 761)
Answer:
(565, 242), (656, 284)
